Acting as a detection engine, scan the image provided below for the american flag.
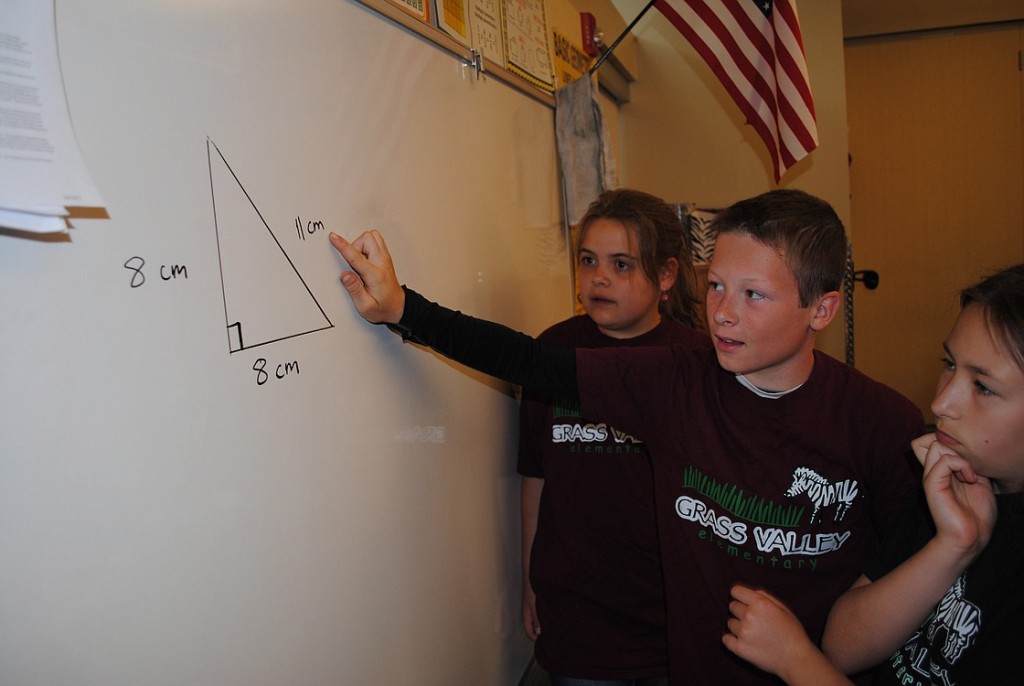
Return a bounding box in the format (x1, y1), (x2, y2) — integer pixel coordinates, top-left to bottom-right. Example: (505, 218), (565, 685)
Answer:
(654, 0), (818, 181)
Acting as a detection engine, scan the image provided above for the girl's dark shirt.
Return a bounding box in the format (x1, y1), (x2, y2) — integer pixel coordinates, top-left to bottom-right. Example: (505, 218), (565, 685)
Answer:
(867, 492), (1024, 685)
(518, 315), (709, 678)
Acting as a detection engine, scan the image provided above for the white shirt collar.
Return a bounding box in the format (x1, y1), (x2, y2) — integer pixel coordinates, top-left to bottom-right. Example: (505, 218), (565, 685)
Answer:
(735, 374), (803, 399)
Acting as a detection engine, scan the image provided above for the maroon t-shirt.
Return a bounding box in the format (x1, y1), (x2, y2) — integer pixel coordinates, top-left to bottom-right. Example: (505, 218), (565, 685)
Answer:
(579, 346), (923, 685)
(518, 316), (709, 679)
(394, 288), (924, 685)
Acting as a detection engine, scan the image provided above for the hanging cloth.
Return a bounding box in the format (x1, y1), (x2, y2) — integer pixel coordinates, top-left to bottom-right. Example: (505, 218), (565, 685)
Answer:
(554, 74), (617, 226)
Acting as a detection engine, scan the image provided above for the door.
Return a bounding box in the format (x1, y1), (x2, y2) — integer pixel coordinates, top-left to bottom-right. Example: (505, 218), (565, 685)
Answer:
(844, 23), (1024, 415)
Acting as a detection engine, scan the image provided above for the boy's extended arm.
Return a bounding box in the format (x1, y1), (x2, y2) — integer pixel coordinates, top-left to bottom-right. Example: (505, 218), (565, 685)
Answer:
(330, 230), (578, 397)
(822, 434), (997, 672)
(723, 584), (851, 686)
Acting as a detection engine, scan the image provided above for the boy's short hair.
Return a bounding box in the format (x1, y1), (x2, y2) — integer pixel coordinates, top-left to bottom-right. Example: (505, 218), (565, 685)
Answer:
(960, 264), (1024, 373)
(712, 189), (847, 307)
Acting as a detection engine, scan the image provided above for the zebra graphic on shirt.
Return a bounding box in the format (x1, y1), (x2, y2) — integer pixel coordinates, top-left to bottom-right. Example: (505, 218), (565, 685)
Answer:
(926, 575), (980, 664)
(784, 467), (859, 524)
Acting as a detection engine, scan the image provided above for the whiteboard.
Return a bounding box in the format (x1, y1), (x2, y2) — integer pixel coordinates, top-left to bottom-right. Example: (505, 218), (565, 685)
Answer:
(0, 1), (569, 684)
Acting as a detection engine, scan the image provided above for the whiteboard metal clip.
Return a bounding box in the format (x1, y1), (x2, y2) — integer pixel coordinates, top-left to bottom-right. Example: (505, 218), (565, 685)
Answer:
(466, 49), (484, 79)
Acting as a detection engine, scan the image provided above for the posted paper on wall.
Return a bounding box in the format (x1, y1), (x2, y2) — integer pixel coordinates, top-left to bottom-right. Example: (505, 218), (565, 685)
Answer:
(0, 0), (105, 232)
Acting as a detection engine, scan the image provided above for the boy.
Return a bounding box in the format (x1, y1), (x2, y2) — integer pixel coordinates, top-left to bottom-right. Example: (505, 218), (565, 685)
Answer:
(329, 190), (923, 685)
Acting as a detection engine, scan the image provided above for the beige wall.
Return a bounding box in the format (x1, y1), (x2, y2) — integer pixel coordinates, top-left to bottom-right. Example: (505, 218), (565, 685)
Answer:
(842, 0), (1024, 38)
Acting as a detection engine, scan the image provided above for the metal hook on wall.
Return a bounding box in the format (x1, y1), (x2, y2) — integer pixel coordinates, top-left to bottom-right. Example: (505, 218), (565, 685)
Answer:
(853, 269), (880, 290)
(464, 48), (484, 79)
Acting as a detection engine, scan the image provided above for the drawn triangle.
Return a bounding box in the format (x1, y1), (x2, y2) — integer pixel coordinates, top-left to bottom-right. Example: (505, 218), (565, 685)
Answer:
(208, 139), (333, 354)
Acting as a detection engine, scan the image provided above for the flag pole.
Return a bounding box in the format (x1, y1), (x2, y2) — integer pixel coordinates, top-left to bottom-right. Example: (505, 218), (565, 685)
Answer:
(588, 0), (658, 75)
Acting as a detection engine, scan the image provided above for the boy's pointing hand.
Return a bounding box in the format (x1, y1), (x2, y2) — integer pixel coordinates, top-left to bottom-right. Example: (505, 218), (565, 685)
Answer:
(330, 230), (405, 325)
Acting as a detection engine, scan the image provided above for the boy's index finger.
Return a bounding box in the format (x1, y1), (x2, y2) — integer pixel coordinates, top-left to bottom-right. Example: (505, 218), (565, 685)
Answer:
(329, 232), (365, 266)
(328, 231), (349, 252)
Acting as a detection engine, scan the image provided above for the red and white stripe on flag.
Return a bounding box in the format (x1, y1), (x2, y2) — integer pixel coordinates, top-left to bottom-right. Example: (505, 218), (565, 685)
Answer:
(654, 0), (818, 181)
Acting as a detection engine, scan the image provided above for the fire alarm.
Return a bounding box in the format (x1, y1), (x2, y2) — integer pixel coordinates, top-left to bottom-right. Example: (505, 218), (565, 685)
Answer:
(581, 12), (598, 57)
